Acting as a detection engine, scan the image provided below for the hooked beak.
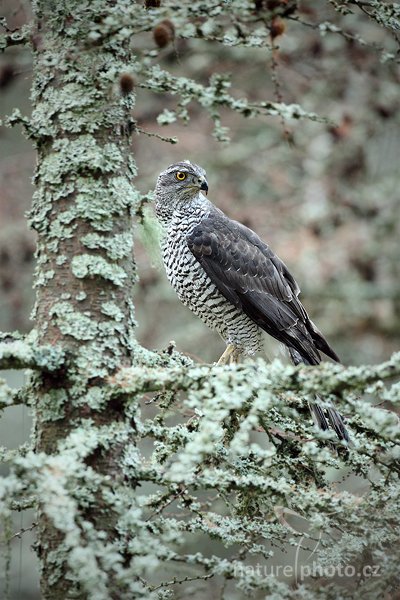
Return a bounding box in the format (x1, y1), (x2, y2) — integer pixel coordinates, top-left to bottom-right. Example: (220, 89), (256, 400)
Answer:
(200, 179), (209, 195)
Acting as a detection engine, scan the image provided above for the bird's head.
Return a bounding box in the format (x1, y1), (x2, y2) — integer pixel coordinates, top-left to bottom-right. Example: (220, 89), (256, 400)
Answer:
(155, 160), (209, 203)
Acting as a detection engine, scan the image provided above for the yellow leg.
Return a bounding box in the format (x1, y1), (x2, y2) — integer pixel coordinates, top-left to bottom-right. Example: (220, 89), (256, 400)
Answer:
(230, 348), (241, 364)
(217, 344), (241, 365)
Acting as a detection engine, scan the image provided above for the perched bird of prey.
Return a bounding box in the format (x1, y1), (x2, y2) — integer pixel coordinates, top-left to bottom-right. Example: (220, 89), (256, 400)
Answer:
(154, 160), (349, 442)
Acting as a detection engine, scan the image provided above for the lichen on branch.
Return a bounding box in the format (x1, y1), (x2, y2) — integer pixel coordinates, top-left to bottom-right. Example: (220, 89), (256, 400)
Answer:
(0, 337), (65, 372)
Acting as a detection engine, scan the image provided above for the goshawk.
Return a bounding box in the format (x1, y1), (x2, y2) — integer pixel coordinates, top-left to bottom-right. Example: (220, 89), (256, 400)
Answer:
(155, 160), (349, 442)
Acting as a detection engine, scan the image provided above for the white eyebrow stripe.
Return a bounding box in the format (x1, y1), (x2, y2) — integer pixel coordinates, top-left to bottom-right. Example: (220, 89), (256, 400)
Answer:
(167, 166), (191, 174)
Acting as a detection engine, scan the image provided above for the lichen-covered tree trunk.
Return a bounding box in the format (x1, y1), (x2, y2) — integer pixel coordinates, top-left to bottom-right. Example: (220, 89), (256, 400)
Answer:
(30, 2), (137, 597)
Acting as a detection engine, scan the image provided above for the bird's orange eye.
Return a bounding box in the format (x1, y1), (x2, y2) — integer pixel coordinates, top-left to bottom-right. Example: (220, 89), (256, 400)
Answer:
(176, 171), (187, 181)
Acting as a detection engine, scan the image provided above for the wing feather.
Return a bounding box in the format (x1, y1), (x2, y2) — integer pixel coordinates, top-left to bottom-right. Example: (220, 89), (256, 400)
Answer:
(187, 209), (339, 365)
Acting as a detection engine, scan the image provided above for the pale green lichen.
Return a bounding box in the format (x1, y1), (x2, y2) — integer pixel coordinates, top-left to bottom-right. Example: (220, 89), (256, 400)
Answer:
(71, 255), (127, 286)
(37, 137), (125, 186)
(0, 338), (65, 371)
(34, 269), (55, 287)
(81, 231), (133, 261)
(0, 379), (24, 411)
(74, 387), (109, 410)
(100, 301), (125, 321)
(49, 303), (98, 340)
(71, 177), (137, 230)
(38, 388), (69, 421)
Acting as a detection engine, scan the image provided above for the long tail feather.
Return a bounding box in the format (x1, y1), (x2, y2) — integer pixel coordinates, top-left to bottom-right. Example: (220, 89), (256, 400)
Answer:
(288, 347), (349, 443)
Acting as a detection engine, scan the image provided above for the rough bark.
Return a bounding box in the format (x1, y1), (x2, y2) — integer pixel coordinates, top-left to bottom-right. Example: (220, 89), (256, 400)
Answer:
(30, 2), (137, 597)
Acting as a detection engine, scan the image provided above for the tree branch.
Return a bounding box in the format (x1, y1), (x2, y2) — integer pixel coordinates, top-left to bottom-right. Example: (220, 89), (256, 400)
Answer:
(0, 338), (66, 371)
(110, 352), (400, 398)
(0, 20), (32, 52)
(0, 379), (27, 410)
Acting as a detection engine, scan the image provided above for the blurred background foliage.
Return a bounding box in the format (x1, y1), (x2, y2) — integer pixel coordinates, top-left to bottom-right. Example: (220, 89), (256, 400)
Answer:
(0, 0), (399, 597)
